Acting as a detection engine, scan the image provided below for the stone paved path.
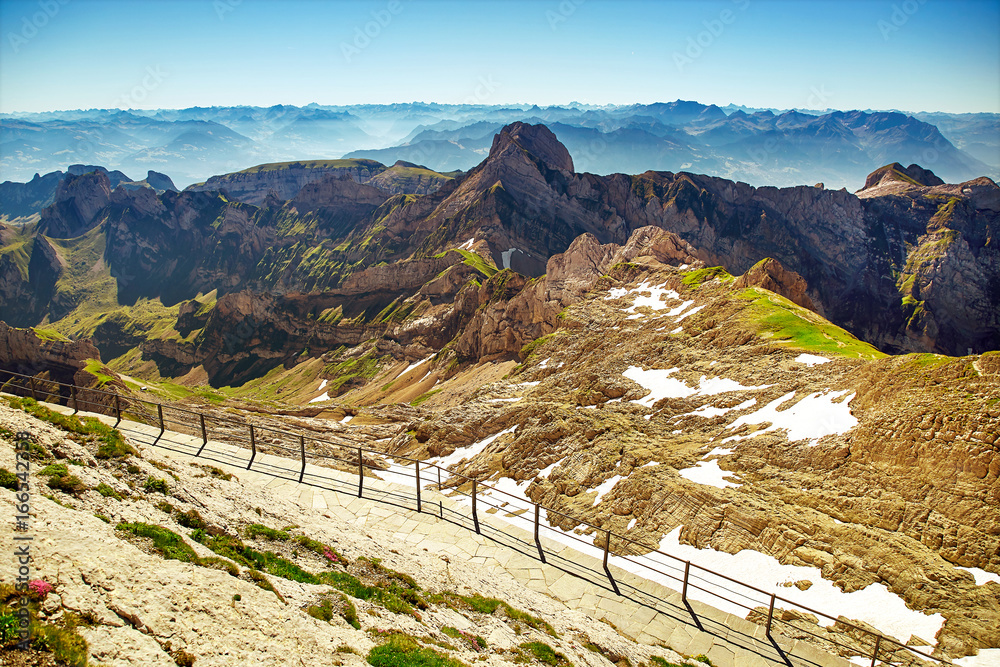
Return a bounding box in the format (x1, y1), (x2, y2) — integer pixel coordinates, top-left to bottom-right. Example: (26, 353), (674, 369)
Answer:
(41, 402), (865, 667)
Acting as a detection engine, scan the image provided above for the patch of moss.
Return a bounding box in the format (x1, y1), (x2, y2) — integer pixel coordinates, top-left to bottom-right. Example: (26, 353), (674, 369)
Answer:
(681, 266), (733, 287)
(737, 288), (885, 359)
(367, 633), (469, 667)
(411, 388), (443, 407)
(520, 642), (571, 667)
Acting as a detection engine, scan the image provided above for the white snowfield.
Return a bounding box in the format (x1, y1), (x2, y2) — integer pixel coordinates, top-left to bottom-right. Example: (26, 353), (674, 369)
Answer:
(678, 458), (740, 489)
(794, 353), (831, 366)
(622, 366), (771, 407)
(458, 237), (475, 250)
(724, 390), (858, 445)
(500, 247), (525, 270)
(955, 649), (1000, 667)
(956, 566), (1000, 587)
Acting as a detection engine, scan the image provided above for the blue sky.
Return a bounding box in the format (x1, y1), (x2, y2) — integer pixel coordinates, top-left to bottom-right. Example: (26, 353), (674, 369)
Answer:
(0, 0), (998, 113)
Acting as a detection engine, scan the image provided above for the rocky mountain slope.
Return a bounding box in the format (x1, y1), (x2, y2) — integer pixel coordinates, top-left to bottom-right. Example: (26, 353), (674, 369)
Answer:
(0, 142), (997, 664)
(2, 123), (997, 361)
(0, 401), (699, 667)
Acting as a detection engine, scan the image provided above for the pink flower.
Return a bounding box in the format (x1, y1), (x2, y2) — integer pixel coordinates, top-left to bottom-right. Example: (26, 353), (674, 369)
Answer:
(29, 580), (53, 598)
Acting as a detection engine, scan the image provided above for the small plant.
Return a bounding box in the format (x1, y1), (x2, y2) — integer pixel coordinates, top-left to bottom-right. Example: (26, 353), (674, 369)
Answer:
(172, 648), (196, 666)
(46, 472), (87, 494)
(0, 468), (19, 490)
(247, 570), (285, 603)
(30, 619), (89, 666)
(126, 464), (142, 474)
(144, 477), (170, 494)
(177, 509), (208, 530)
(156, 500), (176, 514)
(29, 580), (54, 599)
(693, 657), (712, 666)
(442, 627), (487, 652)
(367, 633), (467, 667)
(0, 611), (18, 644)
(520, 642), (571, 667)
(245, 523), (290, 541)
(233, 594), (241, 602)
(205, 466), (233, 481)
(94, 513), (111, 523)
(96, 482), (123, 500)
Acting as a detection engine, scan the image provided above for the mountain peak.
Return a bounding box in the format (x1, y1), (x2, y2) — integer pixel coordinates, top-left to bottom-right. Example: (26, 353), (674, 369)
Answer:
(862, 162), (944, 190)
(488, 122), (574, 172)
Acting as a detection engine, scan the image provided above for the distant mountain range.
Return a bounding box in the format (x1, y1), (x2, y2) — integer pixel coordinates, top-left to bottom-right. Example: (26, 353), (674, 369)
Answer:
(2, 102), (997, 191)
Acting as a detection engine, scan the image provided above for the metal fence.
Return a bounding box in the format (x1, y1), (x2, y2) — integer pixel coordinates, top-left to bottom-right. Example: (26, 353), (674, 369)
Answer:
(0, 369), (951, 667)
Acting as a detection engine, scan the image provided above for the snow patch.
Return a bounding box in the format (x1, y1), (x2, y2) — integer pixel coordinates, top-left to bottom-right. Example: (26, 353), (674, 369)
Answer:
(677, 459), (740, 489)
(340, 414), (353, 424)
(676, 304), (705, 321)
(955, 649), (1000, 667)
(500, 247), (524, 270)
(402, 354), (434, 377)
(623, 366), (695, 405)
(458, 237), (475, 250)
(957, 566), (1000, 587)
(725, 390), (858, 444)
(627, 518), (637, 530)
(592, 475), (625, 505)
(794, 353), (831, 366)
(308, 392), (330, 404)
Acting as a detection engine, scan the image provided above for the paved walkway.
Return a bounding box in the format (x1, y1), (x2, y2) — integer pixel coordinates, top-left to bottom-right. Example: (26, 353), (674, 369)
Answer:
(38, 402), (860, 667)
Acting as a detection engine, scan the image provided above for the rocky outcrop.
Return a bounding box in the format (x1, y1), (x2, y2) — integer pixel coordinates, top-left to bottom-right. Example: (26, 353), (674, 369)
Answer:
(290, 174), (389, 214)
(734, 257), (816, 311)
(862, 162), (945, 191)
(365, 161), (453, 195)
(37, 170), (113, 238)
(144, 170), (178, 192)
(0, 322), (101, 389)
(186, 160), (387, 205)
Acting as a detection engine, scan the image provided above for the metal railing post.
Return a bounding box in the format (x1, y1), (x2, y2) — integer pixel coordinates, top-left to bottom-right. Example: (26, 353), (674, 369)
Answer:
(357, 447), (364, 497)
(415, 461), (422, 513)
(157, 404), (165, 437)
(437, 466), (441, 491)
(682, 561), (691, 602)
(29, 376), (37, 401)
(870, 635), (881, 667)
(602, 529), (620, 594)
(114, 394), (121, 426)
(534, 504), (546, 563)
(472, 479), (480, 534)
(765, 593), (776, 638)
(298, 435), (306, 483)
(196, 414), (208, 456)
(247, 425), (257, 470)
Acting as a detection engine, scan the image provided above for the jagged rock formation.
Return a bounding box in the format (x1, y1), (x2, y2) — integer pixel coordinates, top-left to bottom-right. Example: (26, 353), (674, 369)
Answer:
(2, 122), (998, 365)
(733, 258), (815, 311)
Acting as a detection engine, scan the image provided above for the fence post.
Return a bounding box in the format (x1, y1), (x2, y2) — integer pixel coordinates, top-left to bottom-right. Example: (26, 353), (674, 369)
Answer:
(602, 529), (620, 595)
(437, 466), (441, 492)
(71, 384), (78, 413)
(870, 635), (881, 667)
(196, 414), (208, 456)
(29, 376), (37, 401)
(157, 404), (165, 437)
(357, 447), (364, 497)
(247, 425), (257, 470)
(765, 593), (776, 638)
(534, 504), (546, 563)
(472, 479), (480, 534)
(415, 461), (422, 513)
(299, 435), (306, 483)
(682, 561), (691, 602)
(114, 394), (121, 426)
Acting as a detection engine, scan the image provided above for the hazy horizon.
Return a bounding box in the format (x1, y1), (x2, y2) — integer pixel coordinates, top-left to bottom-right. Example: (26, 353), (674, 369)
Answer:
(1, 0), (998, 115)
